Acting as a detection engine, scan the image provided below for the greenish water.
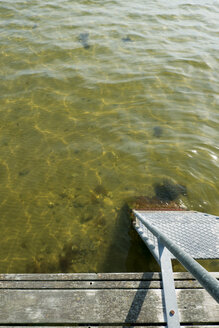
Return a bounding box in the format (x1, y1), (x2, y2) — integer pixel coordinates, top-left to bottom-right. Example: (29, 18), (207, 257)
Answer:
(0, 0), (218, 273)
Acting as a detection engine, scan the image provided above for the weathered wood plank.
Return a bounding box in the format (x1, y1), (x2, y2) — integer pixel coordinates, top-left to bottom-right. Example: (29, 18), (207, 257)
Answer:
(0, 279), (207, 289)
(0, 272), (218, 281)
(0, 289), (218, 323)
(0, 327), (218, 328)
(0, 273), (218, 324)
(1, 327), (218, 328)
(0, 273), (161, 281)
(0, 280), (161, 289)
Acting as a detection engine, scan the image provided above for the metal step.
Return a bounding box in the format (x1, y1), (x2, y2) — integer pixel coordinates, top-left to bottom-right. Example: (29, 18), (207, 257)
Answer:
(134, 210), (219, 259)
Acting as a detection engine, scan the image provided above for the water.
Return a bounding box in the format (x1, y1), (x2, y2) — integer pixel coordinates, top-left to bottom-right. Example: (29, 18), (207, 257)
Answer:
(0, 0), (218, 273)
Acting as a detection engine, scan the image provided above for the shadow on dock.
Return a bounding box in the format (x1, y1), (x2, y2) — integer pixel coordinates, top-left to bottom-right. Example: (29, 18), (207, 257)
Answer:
(123, 272), (154, 326)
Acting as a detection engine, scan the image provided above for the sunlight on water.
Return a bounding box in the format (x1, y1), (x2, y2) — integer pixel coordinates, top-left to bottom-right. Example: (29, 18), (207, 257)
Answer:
(0, 0), (218, 273)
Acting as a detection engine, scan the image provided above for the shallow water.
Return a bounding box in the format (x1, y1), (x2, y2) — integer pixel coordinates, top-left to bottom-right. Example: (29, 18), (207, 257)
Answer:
(0, 0), (218, 273)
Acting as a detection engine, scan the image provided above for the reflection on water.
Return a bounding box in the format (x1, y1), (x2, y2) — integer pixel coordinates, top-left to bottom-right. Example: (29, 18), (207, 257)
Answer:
(0, 0), (218, 273)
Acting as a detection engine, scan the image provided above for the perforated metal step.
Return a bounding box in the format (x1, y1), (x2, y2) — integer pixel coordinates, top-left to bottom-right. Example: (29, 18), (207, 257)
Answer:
(134, 211), (219, 259)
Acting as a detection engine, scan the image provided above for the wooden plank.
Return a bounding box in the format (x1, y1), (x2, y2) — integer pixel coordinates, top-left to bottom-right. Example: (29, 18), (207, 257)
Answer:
(0, 289), (218, 323)
(0, 326), (218, 328)
(0, 272), (218, 281)
(0, 280), (208, 289)
(1, 327), (219, 328)
(0, 273), (161, 281)
(0, 280), (163, 289)
(173, 271), (219, 280)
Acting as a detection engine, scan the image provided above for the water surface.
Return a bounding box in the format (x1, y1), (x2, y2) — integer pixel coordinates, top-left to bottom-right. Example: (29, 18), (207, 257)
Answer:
(0, 0), (219, 273)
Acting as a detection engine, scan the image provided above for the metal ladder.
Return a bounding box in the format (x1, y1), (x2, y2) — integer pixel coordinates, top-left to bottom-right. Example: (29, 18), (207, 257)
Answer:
(133, 210), (219, 327)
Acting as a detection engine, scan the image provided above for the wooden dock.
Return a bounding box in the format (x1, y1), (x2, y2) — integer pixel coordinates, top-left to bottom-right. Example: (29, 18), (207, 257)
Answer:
(0, 272), (218, 327)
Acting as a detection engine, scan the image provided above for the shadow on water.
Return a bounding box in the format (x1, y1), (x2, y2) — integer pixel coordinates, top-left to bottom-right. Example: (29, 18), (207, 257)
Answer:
(101, 203), (160, 272)
(26, 179), (187, 273)
(101, 179), (186, 272)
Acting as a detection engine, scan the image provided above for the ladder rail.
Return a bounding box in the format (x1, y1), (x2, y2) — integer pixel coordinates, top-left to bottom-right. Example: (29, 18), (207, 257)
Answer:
(158, 242), (180, 327)
(134, 220), (180, 326)
(134, 210), (219, 303)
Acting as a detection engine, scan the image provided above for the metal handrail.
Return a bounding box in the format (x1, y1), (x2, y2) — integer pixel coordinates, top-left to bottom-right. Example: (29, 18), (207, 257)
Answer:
(134, 210), (219, 303)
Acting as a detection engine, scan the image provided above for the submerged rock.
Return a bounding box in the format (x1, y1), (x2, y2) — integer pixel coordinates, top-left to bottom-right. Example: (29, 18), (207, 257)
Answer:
(127, 179), (187, 212)
(122, 36), (132, 42)
(153, 126), (163, 138)
(18, 169), (29, 177)
(94, 184), (108, 196)
(154, 179), (187, 202)
(78, 32), (90, 49)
